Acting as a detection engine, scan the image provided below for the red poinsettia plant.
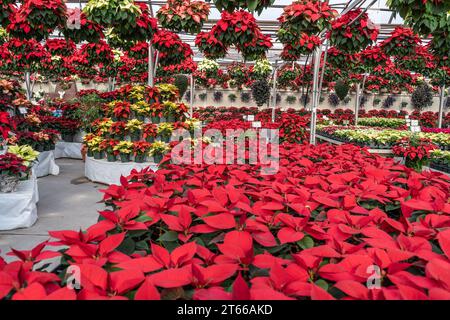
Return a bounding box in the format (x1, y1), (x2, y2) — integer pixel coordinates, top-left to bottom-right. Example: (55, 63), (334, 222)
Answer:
(380, 26), (421, 58)
(281, 33), (321, 61)
(143, 123), (158, 140)
(152, 30), (193, 66)
(80, 40), (114, 66)
(357, 45), (388, 70)
(7, 0), (67, 41)
(0, 0), (15, 28)
(392, 135), (438, 171)
(112, 101), (132, 120)
(278, 0), (337, 34)
(0, 153), (28, 176)
(327, 9), (379, 53)
(2, 141), (449, 300)
(157, 0), (210, 34)
(6, 38), (50, 71)
(63, 8), (104, 44)
(238, 31), (272, 61)
(100, 138), (119, 155)
(108, 121), (128, 138)
(133, 141), (151, 156)
(44, 38), (76, 57)
(213, 10), (261, 47)
(0, 111), (15, 139)
(195, 31), (228, 60)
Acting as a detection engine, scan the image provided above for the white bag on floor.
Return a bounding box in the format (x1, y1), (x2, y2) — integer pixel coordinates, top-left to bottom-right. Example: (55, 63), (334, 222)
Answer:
(0, 176), (39, 230)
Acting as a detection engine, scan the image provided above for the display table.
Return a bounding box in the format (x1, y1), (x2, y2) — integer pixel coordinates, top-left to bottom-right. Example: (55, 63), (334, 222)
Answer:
(85, 156), (158, 185)
(0, 175), (39, 230)
(36, 151), (60, 178)
(53, 141), (82, 159)
(316, 134), (393, 155)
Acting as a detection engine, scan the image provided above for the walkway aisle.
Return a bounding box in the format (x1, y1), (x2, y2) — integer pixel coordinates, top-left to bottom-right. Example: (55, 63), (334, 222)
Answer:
(0, 159), (103, 258)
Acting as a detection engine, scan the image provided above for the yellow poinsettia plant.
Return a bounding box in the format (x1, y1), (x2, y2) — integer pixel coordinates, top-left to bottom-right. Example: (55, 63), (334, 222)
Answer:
(125, 119), (143, 132)
(7, 145), (39, 167)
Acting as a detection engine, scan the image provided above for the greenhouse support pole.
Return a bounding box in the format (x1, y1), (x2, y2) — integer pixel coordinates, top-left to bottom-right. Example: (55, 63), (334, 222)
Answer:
(148, 0), (154, 87)
(271, 61), (279, 123)
(354, 83), (361, 125)
(190, 73), (195, 118)
(438, 85), (445, 128)
(309, 46), (322, 145)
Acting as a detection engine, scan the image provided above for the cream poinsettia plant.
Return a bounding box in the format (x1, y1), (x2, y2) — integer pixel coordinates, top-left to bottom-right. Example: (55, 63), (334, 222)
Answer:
(7, 145), (39, 167)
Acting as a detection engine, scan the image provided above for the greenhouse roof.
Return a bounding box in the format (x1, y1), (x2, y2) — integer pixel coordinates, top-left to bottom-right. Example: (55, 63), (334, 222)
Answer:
(65, 0), (413, 64)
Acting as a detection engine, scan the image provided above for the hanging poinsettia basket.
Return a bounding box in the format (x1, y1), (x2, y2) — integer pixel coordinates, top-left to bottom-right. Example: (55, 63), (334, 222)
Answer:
(238, 32), (272, 61)
(66, 52), (97, 79)
(152, 30), (193, 67)
(278, 0), (337, 35)
(128, 42), (149, 60)
(281, 33), (321, 61)
(213, 10), (260, 47)
(45, 39), (76, 57)
(158, 42), (193, 67)
(357, 46), (388, 70)
(110, 2), (158, 43)
(327, 9), (379, 54)
(380, 26), (421, 58)
(152, 30), (193, 66)
(395, 45), (435, 74)
(7, 0), (67, 41)
(386, 0), (450, 35)
(83, 0), (141, 35)
(0, 0), (16, 28)
(157, 0), (210, 34)
(63, 8), (103, 44)
(213, 0), (275, 15)
(156, 58), (197, 78)
(430, 28), (450, 64)
(80, 40), (114, 66)
(195, 31), (227, 60)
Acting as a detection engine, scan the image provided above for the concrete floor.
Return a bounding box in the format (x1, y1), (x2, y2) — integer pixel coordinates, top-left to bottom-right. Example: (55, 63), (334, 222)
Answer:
(0, 159), (103, 259)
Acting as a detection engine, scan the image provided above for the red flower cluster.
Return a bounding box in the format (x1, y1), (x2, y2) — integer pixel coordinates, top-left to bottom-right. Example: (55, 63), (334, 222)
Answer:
(0, 152), (28, 176)
(195, 31), (227, 60)
(80, 40), (114, 66)
(45, 38), (76, 57)
(380, 26), (421, 58)
(152, 30), (193, 66)
(1, 143), (450, 300)
(278, 0), (337, 34)
(7, 0), (67, 41)
(215, 10), (260, 46)
(281, 33), (321, 61)
(357, 46), (388, 69)
(328, 9), (379, 53)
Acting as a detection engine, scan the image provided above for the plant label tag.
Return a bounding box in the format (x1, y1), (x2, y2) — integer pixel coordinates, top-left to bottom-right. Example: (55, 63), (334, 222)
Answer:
(252, 121), (261, 128)
(247, 115), (255, 121)
(184, 112), (190, 118)
(19, 107), (28, 114)
(411, 120), (419, 126)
